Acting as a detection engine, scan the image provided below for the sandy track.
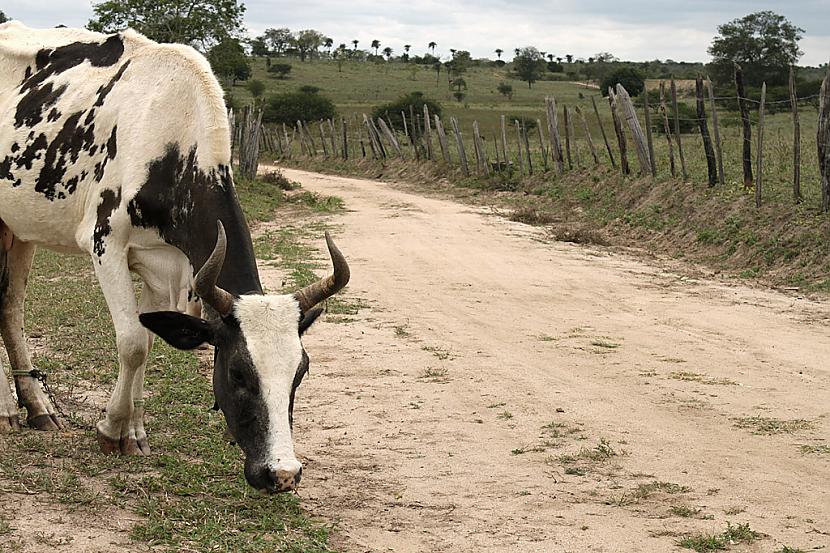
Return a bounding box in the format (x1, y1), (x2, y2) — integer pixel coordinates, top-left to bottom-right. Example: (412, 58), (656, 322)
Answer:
(270, 167), (830, 553)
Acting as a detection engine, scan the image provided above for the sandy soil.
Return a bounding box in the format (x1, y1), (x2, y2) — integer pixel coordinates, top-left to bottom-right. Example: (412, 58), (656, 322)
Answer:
(272, 167), (830, 553)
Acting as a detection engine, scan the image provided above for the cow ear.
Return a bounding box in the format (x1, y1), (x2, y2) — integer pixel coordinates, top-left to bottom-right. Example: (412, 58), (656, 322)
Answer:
(298, 307), (324, 335)
(139, 311), (215, 350)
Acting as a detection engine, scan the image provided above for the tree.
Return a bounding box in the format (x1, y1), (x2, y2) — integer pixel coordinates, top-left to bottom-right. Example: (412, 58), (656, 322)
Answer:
(333, 45), (348, 72)
(495, 48), (503, 60)
(263, 91), (336, 124)
(88, 0), (245, 50)
(382, 46), (393, 60)
(600, 66), (645, 97)
(708, 11), (803, 86)
(293, 29), (325, 61)
(267, 62), (292, 79)
(352, 39), (359, 51)
(247, 79), (266, 104)
(371, 92), (442, 132)
(207, 37), (250, 85)
(324, 37), (333, 55)
(565, 54), (573, 63)
(371, 39), (380, 56)
(0, 10), (8, 23)
(497, 81), (513, 100)
(403, 44), (411, 62)
(428, 41), (436, 54)
(547, 53), (554, 62)
(263, 28), (292, 55)
(250, 36), (270, 57)
(513, 47), (546, 88)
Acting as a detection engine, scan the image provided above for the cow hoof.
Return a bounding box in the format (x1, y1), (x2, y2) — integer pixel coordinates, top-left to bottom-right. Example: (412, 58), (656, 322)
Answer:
(97, 428), (121, 455)
(136, 437), (151, 456)
(120, 437), (146, 456)
(28, 413), (62, 431)
(0, 415), (21, 432)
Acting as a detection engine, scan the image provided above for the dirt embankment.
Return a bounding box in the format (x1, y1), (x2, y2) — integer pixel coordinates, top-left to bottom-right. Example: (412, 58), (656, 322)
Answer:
(273, 167), (829, 553)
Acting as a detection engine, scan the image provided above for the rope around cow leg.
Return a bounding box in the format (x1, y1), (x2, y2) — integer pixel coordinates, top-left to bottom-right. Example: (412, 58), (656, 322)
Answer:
(10, 368), (91, 430)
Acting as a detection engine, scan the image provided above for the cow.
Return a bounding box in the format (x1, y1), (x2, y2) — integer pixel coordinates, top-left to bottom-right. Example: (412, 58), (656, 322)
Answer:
(0, 22), (349, 493)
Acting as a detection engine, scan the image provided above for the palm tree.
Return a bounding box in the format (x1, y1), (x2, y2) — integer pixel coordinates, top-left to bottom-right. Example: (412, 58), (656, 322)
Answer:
(382, 46), (393, 60)
(450, 48), (457, 57)
(495, 48), (503, 60)
(565, 54), (573, 63)
(514, 48), (520, 57)
(547, 54), (554, 62)
(428, 41), (436, 54)
(556, 57), (563, 64)
(403, 44), (411, 62)
(352, 39), (359, 51)
(324, 37), (333, 55)
(371, 39), (380, 56)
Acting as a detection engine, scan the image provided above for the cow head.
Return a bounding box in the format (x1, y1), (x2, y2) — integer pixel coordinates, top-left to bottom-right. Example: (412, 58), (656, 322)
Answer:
(140, 222), (349, 493)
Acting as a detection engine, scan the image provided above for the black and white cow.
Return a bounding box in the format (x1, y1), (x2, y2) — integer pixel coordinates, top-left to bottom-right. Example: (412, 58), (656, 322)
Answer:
(0, 22), (349, 493)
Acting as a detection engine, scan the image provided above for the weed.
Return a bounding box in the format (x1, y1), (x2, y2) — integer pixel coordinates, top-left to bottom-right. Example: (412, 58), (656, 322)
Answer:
(732, 416), (813, 435)
(393, 325), (412, 338)
(487, 402), (507, 409)
(497, 411), (514, 420)
(590, 340), (620, 349)
(422, 345), (453, 360)
(669, 371), (737, 386)
(419, 367), (449, 381)
(670, 505), (702, 518)
(564, 467), (585, 476)
(678, 522), (761, 552)
(799, 444), (830, 455)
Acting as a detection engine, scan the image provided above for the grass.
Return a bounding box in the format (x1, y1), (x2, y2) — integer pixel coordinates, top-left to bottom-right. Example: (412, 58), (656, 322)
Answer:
(669, 371), (737, 386)
(670, 505), (702, 518)
(0, 175), (338, 552)
(732, 416), (813, 435)
(799, 444), (830, 455)
(609, 480), (691, 507)
(678, 522), (761, 552)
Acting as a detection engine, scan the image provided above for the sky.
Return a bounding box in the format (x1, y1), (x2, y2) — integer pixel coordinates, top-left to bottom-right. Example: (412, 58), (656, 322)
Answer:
(3, 0), (829, 66)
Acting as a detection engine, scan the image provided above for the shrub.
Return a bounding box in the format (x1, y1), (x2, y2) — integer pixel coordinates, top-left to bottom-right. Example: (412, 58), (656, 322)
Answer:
(247, 79), (266, 99)
(652, 101), (698, 135)
(370, 92), (442, 133)
(601, 66), (645, 97)
(267, 62), (292, 79)
(298, 84), (321, 94)
(497, 82), (514, 100)
(547, 61), (564, 73)
(507, 115), (538, 131)
(263, 91), (336, 124)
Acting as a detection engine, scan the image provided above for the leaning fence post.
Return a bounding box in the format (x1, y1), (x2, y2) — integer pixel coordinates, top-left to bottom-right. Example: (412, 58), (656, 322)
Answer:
(790, 66), (802, 203)
(706, 77), (725, 185)
(434, 115), (451, 163)
(423, 104), (434, 161)
(695, 76), (718, 187)
(500, 114), (509, 167)
(514, 119), (525, 175)
(608, 88), (630, 175)
(545, 97), (565, 173)
(450, 116), (470, 176)
(670, 78), (688, 180)
(563, 106), (573, 170)
(756, 82), (766, 208)
(591, 95), (615, 168)
(820, 66), (830, 212)
(616, 84), (651, 175)
(319, 121), (329, 158)
(473, 120), (490, 176)
(536, 119), (548, 171)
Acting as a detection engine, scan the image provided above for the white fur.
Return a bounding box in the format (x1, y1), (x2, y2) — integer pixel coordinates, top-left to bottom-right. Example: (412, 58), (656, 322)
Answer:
(235, 295), (304, 473)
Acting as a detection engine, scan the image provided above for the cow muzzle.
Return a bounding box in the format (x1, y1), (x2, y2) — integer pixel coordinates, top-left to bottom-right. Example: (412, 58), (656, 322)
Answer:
(246, 459), (302, 493)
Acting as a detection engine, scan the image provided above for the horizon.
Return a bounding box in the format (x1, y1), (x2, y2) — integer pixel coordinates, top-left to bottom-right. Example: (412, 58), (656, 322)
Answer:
(2, 1), (829, 66)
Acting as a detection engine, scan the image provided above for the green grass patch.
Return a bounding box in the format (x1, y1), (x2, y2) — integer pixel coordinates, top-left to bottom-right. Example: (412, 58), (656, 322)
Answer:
(678, 522), (761, 552)
(732, 416), (813, 435)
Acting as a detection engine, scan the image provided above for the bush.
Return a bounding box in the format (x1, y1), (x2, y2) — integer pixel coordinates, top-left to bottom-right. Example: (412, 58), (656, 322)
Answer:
(652, 101), (697, 135)
(247, 79), (266, 99)
(263, 91), (336, 124)
(601, 66), (645, 97)
(506, 115), (538, 131)
(497, 82), (513, 100)
(298, 84), (321, 94)
(370, 92), (442, 133)
(547, 61), (564, 73)
(267, 63), (292, 79)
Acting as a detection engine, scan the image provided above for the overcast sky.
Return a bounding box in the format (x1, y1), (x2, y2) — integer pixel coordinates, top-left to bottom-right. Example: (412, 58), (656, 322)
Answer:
(3, 0), (829, 65)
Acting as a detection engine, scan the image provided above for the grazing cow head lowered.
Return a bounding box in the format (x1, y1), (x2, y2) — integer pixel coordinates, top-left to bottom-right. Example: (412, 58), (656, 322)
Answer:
(140, 223), (350, 493)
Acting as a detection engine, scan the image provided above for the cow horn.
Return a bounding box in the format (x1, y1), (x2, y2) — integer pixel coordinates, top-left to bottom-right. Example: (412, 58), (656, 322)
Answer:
(194, 221), (235, 316)
(294, 232), (350, 313)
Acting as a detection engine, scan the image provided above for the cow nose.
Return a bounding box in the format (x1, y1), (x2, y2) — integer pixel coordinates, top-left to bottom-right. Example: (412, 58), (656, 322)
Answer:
(267, 462), (302, 492)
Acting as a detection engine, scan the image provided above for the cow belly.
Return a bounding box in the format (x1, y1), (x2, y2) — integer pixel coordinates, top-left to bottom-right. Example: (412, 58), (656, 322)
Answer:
(0, 189), (85, 252)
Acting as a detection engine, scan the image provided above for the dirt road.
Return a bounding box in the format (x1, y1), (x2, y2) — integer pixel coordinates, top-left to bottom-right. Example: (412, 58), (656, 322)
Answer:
(272, 167), (830, 553)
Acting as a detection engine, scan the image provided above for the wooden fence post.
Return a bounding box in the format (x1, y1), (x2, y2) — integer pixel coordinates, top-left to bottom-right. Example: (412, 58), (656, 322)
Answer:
(563, 106), (573, 169)
(319, 121), (329, 158)
(735, 64), (753, 189)
(514, 119), (525, 175)
(670, 78), (688, 180)
(695, 76), (718, 186)
(377, 118), (402, 157)
(591, 95), (615, 167)
(423, 104), (434, 161)
(567, 105), (581, 168)
(473, 121), (490, 176)
(616, 84), (651, 175)
(706, 77), (725, 185)
(434, 115), (451, 163)
(608, 88), (630, 175)
(341, 118), (348, 160)
(820, 67), (830, 212)
(545, 97), (565, 173)
(328, 119), (338, 159)
(450, 116), (470, 176)
(790, 66), (802, 203)
(500, 114), (509, 166)
(522, 120), (533, 175)
(575, 106), (599, 165)
(536, 119), (548, 171)
(755, 82), (766, 208)
(643, 86), (657, 176)
(658, 82), (676, 177)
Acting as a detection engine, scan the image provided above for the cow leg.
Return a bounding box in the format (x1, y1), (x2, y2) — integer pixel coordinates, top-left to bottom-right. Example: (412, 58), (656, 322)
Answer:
(0, 240), (63, 431)
(93, 255), (151, 456)
(0, 241), (19, 432)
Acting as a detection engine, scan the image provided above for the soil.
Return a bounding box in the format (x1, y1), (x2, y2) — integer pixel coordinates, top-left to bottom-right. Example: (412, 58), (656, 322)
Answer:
(274, 167), (829, 553)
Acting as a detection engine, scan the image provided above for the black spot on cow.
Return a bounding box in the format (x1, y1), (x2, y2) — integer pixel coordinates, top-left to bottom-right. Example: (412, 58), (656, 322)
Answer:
(128, 144), (262, 295)
(93, 188), (122, 257)
(16, 134), (48, 170)
(94, 60), (131, 107)
(10, 144), (19, 153)
(36, 111), (84, 200)
(47, 108), (61, 123)
(15, 82), (67, 128)
(0, 157), (12, 184)
(22, 66), (32, 83)
(106, 126), (118, 159)
(24, 35), (124, 94)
